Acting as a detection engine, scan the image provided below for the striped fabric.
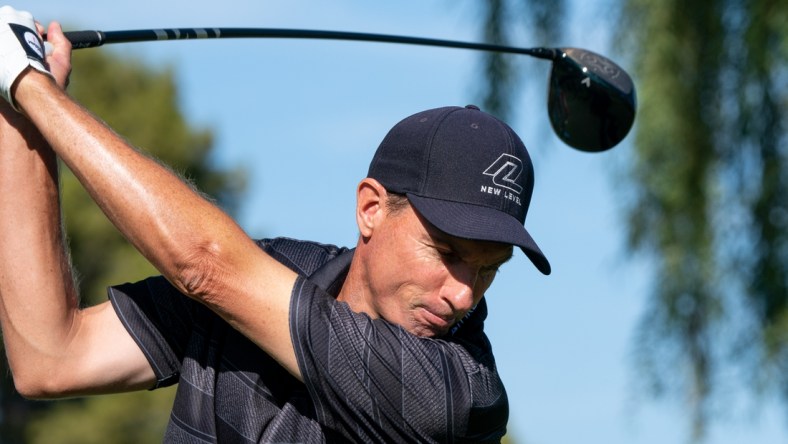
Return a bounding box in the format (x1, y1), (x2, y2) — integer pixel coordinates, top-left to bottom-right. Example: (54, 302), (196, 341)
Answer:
(109, 238), (507, 443)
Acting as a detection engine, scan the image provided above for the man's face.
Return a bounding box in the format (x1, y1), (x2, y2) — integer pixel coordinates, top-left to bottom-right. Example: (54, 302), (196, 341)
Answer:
(361, 202), (513, 337)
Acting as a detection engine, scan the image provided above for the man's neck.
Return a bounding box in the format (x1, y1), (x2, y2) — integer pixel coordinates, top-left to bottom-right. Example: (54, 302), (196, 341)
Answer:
(336, 254), (377, 319)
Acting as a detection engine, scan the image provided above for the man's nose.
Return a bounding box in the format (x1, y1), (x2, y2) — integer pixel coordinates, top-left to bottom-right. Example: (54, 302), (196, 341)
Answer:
(444, 264), (477, 313)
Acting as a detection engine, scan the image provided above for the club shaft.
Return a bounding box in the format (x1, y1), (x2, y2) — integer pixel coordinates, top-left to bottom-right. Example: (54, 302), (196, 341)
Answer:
(53, 28), (558, 60)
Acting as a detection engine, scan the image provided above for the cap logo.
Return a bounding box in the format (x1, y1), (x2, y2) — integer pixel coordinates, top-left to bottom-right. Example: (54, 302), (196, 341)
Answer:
(482, 154), (523, 194)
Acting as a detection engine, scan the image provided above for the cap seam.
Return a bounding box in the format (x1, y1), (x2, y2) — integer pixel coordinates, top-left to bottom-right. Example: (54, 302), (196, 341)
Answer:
(493, 117), (518, 215)
(420, 107), (462, 193)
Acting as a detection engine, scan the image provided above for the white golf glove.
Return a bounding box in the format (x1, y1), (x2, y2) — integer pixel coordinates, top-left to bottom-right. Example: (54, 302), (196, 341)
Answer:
(0, 5), (52, 110)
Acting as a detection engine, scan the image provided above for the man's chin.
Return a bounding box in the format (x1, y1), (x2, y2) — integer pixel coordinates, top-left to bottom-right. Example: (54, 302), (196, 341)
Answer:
(406, 323), (450, 338)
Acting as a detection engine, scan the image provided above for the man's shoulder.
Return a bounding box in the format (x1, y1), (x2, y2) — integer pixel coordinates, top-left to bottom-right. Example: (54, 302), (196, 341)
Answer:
(255, 237), (350, 277)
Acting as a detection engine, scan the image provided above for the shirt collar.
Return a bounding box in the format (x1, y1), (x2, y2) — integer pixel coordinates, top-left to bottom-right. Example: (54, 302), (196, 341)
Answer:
(307, 248), (354, 297)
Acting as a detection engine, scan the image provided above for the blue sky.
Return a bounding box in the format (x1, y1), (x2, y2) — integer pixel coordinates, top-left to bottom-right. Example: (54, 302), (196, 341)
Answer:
(28, 1), (786, 443)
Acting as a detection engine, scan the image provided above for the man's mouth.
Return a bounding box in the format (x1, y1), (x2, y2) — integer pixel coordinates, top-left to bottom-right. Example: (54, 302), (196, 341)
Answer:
(418, 307), (455, 333)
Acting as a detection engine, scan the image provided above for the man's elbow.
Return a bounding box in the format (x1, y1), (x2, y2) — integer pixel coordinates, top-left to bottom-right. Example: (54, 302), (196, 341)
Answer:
(10, 368), (69, 400)
(174, 240), (229, 305)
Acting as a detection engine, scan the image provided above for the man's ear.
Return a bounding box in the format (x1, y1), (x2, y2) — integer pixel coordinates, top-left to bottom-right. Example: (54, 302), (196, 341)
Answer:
(356, 178), (387, 238)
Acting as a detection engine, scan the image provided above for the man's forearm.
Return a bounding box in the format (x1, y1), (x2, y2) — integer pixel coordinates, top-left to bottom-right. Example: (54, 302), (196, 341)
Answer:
(14, 71), (247, 297)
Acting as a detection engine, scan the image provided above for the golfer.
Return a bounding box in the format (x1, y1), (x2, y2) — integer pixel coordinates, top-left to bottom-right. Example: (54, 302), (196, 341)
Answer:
(0, 7), (550, 443)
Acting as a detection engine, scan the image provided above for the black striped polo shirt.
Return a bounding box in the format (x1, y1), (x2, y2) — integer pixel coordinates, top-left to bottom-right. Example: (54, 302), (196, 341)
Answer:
(109, 237), (508, 443)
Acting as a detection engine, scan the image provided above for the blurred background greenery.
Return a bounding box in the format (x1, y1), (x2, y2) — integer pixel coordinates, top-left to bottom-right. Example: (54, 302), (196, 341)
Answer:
(477, 0), (786, 440)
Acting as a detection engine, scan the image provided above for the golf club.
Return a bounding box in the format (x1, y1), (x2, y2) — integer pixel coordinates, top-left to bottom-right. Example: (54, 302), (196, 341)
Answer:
(47, 28), (636, 152)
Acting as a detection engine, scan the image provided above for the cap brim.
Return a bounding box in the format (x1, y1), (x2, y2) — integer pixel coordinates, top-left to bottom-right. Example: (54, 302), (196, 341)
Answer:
(407, 194), (551, 275)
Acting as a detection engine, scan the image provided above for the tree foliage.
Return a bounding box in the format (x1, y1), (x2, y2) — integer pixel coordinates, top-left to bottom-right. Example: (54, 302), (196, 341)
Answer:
(476, 0), (565, 118)
(0, 48), (245, 443)
(478, 0), (787, 440)
(618, 0), (787, 438)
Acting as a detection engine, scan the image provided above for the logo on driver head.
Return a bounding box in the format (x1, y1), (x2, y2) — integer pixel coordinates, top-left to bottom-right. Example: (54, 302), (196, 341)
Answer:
(483, 154), (523, 194)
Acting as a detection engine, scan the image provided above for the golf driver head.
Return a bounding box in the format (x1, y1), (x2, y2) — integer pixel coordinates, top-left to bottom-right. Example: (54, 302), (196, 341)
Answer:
(547, 48), (636, 152)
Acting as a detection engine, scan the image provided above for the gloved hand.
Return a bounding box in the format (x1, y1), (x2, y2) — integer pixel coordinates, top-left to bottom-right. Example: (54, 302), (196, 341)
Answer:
(0, 6), (52, 111)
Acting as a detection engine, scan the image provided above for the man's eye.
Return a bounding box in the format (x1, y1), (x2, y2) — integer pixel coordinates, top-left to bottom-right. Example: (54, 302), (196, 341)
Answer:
(437, 249), (459, 262)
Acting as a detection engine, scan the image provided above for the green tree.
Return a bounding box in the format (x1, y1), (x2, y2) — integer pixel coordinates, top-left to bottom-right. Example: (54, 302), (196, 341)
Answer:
(476, 0), (565, 118)
(0, 48), (245, 443)
(618, 0), (787, 439)
(478, 0), (787, 440)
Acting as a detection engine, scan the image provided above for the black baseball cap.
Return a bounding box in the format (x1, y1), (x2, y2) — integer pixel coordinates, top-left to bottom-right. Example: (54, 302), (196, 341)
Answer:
(368, 105), (551, 275)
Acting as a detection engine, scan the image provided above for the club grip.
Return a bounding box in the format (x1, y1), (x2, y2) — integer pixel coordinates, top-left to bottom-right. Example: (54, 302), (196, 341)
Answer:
(62, 30), (106, 49)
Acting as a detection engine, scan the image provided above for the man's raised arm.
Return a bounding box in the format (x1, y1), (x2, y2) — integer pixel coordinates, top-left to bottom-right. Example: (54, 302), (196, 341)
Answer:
(0, 15), (155, 397)
(0, 7), (302, 394)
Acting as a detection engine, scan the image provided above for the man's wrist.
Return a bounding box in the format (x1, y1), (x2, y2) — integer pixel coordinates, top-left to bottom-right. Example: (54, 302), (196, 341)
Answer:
(12, 68), (58, 116)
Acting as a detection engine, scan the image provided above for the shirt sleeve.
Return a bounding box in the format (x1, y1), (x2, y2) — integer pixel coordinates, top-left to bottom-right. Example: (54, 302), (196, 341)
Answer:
(104, 238), (328, 390)
(108, 276), (203, 389)
(290, 276), (508, 443)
